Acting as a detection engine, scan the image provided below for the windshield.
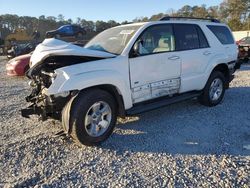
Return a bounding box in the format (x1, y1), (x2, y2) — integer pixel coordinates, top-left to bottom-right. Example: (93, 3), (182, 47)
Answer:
(85, 25), (142, 55)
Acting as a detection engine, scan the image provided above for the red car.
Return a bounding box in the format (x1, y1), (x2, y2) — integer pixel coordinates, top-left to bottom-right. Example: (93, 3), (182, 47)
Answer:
(237, 36), (250, 63)
(6, 53), (31, 76)
(236, 36), (250, 46)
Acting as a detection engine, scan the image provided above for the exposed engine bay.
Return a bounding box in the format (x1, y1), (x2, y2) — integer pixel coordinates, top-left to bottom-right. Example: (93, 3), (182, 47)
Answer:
(23, 55), (104, 120)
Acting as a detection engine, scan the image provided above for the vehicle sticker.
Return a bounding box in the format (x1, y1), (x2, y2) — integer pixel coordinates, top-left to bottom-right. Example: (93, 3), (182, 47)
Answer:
(120, 30), (135, 35)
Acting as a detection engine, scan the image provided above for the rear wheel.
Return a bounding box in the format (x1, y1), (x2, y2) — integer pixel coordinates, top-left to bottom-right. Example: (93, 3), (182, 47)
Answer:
(199, 71), (226, 107)
(65, 89), (117, 146)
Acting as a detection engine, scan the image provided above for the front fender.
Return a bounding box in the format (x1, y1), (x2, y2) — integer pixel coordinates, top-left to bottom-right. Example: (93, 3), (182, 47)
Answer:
(47, 69), (133, 109)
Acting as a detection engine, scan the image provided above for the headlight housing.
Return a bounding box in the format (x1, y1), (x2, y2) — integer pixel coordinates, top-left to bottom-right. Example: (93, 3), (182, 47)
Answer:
(41, 70), (57, 81)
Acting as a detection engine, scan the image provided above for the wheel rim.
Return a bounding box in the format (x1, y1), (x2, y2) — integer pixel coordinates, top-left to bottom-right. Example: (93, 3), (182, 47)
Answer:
(84, 101), (112, 137)
(209, 78), (223, 101)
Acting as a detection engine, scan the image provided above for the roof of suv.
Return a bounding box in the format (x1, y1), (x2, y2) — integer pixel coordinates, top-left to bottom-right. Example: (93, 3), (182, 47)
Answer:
(159, 16), (220, 22)
(117, 17), (225, 29)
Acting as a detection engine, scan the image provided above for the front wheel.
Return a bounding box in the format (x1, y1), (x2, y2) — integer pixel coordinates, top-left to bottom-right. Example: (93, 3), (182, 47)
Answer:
(199, 71), (226, 107)
(66, 89), (117, 146)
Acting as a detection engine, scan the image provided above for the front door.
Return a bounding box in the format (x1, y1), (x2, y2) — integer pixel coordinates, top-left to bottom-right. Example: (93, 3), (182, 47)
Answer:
(129, 24), (181, 103)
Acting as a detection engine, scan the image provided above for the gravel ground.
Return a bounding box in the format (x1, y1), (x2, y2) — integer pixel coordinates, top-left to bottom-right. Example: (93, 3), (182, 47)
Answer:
(0, 56), (249, 187)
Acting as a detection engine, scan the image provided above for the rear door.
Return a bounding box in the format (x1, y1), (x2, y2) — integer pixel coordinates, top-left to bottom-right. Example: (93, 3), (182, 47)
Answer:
(129, 24), (181, 103)
(173, 24), (211, 92)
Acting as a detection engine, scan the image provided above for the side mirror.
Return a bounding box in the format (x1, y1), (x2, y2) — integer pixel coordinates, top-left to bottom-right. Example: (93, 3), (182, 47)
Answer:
(133, 40), (141, 57)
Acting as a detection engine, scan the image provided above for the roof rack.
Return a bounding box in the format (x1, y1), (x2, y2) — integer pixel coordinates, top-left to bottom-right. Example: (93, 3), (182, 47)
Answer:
(159, 16), (220, 23)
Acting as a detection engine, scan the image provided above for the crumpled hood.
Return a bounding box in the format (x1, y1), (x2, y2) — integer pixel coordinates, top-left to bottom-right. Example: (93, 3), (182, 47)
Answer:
(30, 38), (116, 67)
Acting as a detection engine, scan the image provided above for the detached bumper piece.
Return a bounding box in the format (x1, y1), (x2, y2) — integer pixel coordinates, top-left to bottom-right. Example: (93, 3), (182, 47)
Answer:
(21, 104), (47, 121)
(21, 94), (70, 121)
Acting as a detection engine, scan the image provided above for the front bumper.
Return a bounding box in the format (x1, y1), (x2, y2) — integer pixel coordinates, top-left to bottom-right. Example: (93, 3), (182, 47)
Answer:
(21, 91), (72, 121)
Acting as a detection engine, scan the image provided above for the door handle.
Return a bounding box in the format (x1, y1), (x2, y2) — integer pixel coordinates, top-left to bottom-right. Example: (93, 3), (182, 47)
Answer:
(203, 51), (211, 56)
(168, 56), (180, 60)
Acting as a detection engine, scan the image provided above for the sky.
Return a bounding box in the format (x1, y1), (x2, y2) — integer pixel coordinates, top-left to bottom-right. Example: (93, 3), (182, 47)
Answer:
(0, 0), (223, 22)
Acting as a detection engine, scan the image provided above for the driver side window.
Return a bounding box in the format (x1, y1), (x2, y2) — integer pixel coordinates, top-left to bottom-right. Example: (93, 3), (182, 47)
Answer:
(137, 24), (175, 55)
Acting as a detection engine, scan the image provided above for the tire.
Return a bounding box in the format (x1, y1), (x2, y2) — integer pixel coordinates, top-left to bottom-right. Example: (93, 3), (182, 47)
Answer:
(199, 71), (226, 107)
(62, 96), (73, 133)
(66, 89), (117, 146)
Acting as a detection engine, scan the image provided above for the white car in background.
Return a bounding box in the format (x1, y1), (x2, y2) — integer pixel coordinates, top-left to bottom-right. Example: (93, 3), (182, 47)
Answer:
(22, 17), (238, 146)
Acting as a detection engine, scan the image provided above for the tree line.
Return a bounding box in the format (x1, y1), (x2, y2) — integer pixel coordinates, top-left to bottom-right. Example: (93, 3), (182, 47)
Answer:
(133, 0), (249, 31)
(0, 0), (249, 42)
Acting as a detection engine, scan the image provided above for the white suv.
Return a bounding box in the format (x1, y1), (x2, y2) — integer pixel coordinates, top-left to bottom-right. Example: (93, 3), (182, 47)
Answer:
(22, 17), (238, 145)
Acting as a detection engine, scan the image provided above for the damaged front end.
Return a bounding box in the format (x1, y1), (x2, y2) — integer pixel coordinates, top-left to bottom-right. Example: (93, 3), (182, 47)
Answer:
(21, 39), (115, 120)
(21, 91), (73, 121)
(21, 57), (77, 120)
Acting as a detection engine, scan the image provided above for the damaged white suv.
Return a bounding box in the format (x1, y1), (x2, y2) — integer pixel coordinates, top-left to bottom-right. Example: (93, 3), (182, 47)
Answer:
(22, 17), (238, 145)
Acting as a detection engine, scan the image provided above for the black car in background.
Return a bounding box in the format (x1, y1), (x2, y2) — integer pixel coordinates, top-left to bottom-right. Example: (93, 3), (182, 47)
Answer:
(46, 25), (86, 39)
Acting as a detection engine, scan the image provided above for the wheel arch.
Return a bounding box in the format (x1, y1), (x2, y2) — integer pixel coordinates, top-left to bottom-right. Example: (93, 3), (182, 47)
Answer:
(63, 84), (126, 135)
(78, 84), (126, 117)
(212, 63), (230, 88)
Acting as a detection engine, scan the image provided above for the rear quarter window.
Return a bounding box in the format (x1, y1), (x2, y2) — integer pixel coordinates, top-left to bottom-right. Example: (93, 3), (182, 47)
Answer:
(197, 26), (209, 48)
(207, 25), (234, 45)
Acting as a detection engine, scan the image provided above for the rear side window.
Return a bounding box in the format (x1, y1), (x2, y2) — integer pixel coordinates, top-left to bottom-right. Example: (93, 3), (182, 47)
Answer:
(174, 24), (199, 50)
(174, 24), (209, 51)
(207, 25), (234, 45)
